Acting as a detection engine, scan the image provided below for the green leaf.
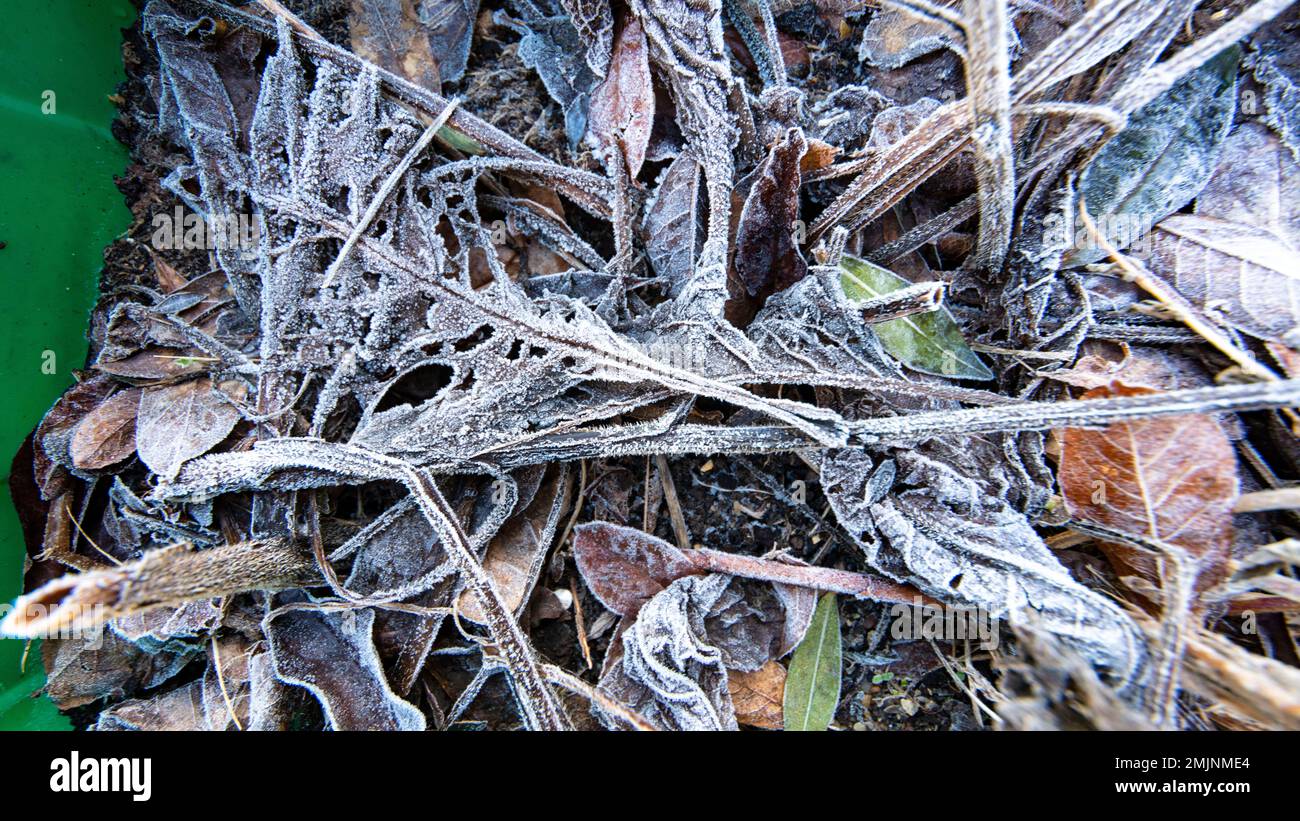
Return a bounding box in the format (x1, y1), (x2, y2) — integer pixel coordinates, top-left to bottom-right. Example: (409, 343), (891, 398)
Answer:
(840, 255), (993, 380)
(436, 125), (486, 156)
(1065, 46), (1240, 266)
(783, 592), (842, 731)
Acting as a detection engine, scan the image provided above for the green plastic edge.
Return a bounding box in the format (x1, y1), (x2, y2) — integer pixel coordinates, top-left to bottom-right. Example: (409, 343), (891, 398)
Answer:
(0, 0), (137, 730)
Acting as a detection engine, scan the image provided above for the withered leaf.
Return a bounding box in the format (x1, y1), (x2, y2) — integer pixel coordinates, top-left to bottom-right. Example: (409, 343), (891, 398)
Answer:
(95, 348), (208, 382)
(730, 126), (808, 323)
(69, 388), (142, 469)
(857, 5), (959, 69)
(349, 0), (443, 92)
(558, 0), (615, 77)
(459, 466), (569, 622)
(595, 573), (736, 730)
(822, 443), (1147, 683)
(1146, 122), (1300, 345)
(266, 602), (425, 731)
(573, 521), (699, 616)
(727, 659), (785, 729)
(644, 153), (702, 297)
(42, 632), (195, 711)
(1059, 383), (1239, 599)
(415, 0), (480, 84)
(586, 15), (655, 176)
(136, 378), (244, 481)
(95, 681), (206, 731)
(500, 2), (599, 147)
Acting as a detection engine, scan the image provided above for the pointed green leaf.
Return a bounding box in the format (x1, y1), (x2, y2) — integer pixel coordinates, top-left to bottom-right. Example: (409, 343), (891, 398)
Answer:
(783, 592), (842, 731)
(1065, 46), (1239, 266)
(840, 254), (993, 380)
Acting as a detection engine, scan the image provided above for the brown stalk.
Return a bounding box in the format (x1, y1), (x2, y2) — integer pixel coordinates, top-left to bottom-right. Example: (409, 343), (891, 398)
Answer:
(1, 539), (319, 639)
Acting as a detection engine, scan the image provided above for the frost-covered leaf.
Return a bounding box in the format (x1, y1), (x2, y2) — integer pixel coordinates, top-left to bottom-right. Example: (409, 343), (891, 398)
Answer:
(586, 14), (654, 175)
(459, 465), (569, 622)
(857, 5), (958, 69)
(1248, 18), (1300, 161)
(136, 378), (245, 480)
(69, 388), (141, 469)
(1068, 46), (1239, 266)
(839, 254), (992, 380)
(729, 127), (808, 325)
(1148, 215), (1300, 344)
(1145, 122), (1300, 345)
(595, 573), (736, 730)
(822, 442), (1147, 685)
(629, 0), (737, 319)
(95, 348), (208, 383)
(416, 0), (480, 83)
(573, 520), (701, 616)
(94, 681), (205, 731)
(1059, 383), (1238, 600)
(42, 632), (195, 711)
(558, 0), (614, 76)
(643, 153), (702, 298)
(782, 592), (839, 731)
(265, 602), (426, 731)
(498, 1), (599, 146)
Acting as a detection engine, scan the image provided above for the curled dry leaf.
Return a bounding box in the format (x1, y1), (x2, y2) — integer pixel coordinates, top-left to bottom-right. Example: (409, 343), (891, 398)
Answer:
(586, 14), (655, 176)
(266, 602), (426, 731)
(1058, 383), (1239, 602)
(136, 378), (245, 481)
(729, 126), (808, 325)
(459, 466), (569, 622)
(70, 388), (142, 470)
(558, 0), (615, 77)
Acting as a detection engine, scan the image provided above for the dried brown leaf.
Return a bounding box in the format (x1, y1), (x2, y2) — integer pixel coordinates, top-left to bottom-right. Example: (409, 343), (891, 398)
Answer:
(349, 0), (443, 92)
(573, 521), (699, 616)
(69, 388), (142, 469)
(1059, 383), (1239, 599)
(729, 126), (808, 325)
(587, 15), (654, 175)
(727, 659), (785, 729)
(459, 466), (569, 622)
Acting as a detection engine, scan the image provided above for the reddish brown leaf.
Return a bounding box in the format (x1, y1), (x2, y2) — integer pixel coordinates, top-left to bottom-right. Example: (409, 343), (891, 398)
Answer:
(69, 388), (142, 469)
(728, 126), (808, 326)
(95, 348), (209, 382)
(573, 521), (700, 616)
(586, 15), (654, 176)
(727, 660), (786, 729)
(144, 246), (188, 293)
(1058, 383), (1238, 602)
